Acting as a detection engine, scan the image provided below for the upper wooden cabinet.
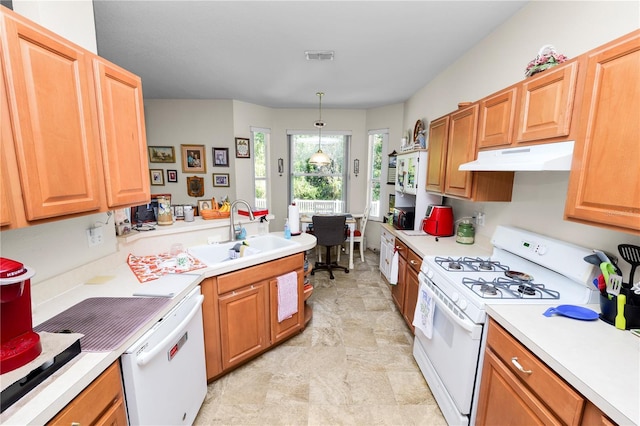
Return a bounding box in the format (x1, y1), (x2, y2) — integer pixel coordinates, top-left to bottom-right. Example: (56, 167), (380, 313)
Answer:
(425, 115), (450, 194)
(444, 104), (479, 198)
(477, 87), (517, 149)
(1, 9), (103, 221)
(565, 30), (640, 235)
(426, 106), (513, 201)
(0, 7), (150, 229)
(93, 57), (150, 208)
(515, 60), (580, 144)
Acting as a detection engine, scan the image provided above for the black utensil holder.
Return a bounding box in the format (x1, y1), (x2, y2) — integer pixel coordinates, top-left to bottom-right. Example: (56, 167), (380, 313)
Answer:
(599, 288), (640, 329)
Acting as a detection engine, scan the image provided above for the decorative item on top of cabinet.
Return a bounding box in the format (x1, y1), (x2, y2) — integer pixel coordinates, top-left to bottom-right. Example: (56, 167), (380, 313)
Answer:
(524, 45), (568, 78)
(564, 30), (640, 236)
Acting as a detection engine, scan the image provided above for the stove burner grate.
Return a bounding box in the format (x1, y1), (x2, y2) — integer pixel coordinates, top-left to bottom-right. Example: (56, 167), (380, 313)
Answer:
(462, 276), (561, 300)
(434, 256), (509, 273)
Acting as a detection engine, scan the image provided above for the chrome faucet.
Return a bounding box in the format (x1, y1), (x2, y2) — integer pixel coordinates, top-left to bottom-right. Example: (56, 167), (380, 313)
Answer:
(229, 199), (255, 241)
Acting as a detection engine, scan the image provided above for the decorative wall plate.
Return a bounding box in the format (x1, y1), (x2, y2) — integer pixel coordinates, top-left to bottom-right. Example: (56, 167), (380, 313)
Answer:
(187, 176), (204, 197)
(413, 120), (424, 142)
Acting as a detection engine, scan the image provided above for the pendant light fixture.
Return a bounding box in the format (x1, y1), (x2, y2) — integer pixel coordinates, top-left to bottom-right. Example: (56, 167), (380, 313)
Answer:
(309, 91), (331, 167)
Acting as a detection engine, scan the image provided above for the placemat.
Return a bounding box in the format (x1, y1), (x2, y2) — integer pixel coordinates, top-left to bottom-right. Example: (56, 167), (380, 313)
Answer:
(127, 252), (207, 283)
(34, 297), (171, 352)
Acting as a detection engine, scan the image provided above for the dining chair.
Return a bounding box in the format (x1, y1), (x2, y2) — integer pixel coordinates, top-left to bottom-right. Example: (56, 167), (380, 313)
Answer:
(310, 215), (349, 279)
(347, 205), (370, 263)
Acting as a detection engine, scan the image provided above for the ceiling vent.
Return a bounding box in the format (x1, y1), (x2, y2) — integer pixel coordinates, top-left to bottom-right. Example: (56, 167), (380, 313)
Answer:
(305, 50), (334, 61)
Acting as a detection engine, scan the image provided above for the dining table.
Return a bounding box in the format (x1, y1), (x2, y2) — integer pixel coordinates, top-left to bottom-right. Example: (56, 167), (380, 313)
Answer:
(299, 213), (363, 270)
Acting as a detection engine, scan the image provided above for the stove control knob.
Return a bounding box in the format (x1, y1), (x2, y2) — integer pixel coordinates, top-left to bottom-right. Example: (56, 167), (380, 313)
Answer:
(426, 269), (434, 279)
(459, 299), (468, 310)
(451, 292), (459, 302)
(536, 244), (548, 255)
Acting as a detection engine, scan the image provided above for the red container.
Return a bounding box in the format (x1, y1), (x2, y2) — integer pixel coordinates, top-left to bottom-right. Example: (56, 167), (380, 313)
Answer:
(238, 209), (268, 217)
(422, 205), (454, 237)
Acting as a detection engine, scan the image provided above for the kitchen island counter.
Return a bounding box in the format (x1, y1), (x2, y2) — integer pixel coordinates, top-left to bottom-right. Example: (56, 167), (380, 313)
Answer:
(487, 303), (638, 426)
(1, 231), (315, 426)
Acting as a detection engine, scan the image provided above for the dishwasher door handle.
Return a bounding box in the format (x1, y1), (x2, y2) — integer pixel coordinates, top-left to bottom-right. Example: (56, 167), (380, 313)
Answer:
(136, 294), (204, 367)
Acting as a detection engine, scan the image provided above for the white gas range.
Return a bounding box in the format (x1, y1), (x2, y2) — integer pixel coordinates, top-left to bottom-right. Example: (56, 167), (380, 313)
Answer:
(412, 226), (600, 426)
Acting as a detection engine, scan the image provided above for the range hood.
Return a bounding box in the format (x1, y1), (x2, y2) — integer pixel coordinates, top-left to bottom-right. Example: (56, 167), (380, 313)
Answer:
(459, 141), (575, 171)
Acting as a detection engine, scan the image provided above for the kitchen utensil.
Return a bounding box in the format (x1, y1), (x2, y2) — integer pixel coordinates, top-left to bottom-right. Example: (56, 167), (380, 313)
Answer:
(607, 273), (623, 296)
(615, 294), (626, 329)
(584, 250), (622, 275)
(543, 305), (599, 321)
(600, 262), (615, 286)
(618, 244), (640, 285)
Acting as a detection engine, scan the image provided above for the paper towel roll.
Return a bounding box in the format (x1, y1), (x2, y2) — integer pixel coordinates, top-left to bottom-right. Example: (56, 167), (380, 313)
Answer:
(288, 204), (300, 235)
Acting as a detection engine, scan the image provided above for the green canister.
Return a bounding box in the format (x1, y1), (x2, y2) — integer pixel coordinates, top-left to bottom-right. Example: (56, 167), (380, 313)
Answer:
(456, 221), (475, 245)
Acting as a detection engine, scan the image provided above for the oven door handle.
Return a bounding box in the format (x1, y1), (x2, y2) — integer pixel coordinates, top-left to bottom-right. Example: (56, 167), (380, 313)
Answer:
(422, 281), (477, 333)
(136, 294), (204, 366)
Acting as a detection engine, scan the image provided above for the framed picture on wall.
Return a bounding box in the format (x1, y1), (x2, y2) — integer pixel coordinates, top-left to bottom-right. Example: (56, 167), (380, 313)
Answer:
(186, 176), (204, 197)
(213, 147), (229, 167)
(181, 144), (206, 173)
(167, 169), (178, 183)
(150, 169), (164, 185)
(148, 146), (176, 163)
(213, 173), (230, 187)
(235, 138), (250, 158)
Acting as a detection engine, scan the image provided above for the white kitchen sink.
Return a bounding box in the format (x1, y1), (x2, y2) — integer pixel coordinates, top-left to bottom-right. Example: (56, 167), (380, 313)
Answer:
(188, 234), (299, 266)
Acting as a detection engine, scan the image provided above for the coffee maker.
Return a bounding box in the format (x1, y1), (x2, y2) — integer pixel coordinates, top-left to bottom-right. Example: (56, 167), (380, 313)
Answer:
(0, 257), (41, 374)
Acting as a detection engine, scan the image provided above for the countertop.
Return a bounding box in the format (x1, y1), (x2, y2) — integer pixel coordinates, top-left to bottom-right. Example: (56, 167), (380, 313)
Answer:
(1, 231), (316, 426)
(487, 304), (639, 425)
(390, 224), (639, 425)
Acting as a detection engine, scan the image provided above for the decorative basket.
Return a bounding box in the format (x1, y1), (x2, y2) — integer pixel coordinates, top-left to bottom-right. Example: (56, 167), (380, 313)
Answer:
(200, 209), (230, 220)
(525, 45), (568, 77)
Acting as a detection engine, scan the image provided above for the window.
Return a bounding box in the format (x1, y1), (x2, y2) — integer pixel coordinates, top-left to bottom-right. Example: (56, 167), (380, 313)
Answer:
(289, 132), (350, 214)
(368, 129), (387, 220)
(251, 128), (270, 209)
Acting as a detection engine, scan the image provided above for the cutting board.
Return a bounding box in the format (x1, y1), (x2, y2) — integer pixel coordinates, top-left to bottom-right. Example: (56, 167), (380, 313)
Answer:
(34, 297), (170, 352)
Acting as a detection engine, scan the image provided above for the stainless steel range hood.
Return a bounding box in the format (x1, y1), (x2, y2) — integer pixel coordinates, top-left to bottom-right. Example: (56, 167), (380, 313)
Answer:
(459, 141), (575, 171)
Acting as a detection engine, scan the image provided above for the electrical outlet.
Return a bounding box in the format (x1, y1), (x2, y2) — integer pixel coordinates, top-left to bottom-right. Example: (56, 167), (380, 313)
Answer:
(476, 212), (486, 227)
(86, 226), (104, 247)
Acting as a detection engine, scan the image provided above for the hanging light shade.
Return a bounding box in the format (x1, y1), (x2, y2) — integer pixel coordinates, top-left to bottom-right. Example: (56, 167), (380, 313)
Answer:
(309, 92), (331, 167)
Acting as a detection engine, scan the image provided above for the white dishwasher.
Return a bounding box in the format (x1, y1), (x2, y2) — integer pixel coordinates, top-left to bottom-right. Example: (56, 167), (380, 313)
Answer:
(121, 286), (207, 425)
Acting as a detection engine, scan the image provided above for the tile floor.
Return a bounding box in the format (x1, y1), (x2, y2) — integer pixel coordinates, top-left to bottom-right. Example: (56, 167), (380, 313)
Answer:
(194, 249), (446, 425)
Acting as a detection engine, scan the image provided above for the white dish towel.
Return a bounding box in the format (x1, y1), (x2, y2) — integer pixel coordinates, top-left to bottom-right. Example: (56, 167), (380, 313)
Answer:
(277, 271), (298, 322)
(413, 282), (435, 339)
(389, 250), (399, 285)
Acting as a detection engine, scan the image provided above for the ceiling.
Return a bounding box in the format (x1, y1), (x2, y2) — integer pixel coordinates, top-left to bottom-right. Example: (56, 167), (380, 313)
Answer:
(93, 1), (527, 109)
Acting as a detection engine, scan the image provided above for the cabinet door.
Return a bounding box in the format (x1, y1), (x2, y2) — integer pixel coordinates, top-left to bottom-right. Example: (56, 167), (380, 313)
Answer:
(218, 282), (269, 370)
(477, 87), (517, 149)
(476, 349), (561, 426)
(444, 104), (478, 198)
(200, 278), (223, 380)
(402, 267), (419, 334)
(93, 57), (150, 208)
(1, 10), (103, 220)
(515, 61), (579, 143)
(565, 31), (640, 235)
(269, 272), (303, 344)
(426, 116), (449, 193)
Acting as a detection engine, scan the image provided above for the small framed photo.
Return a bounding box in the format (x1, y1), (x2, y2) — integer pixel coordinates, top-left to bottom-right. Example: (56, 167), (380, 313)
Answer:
(181, 144), (206, 173)
(235, 137), (250, 158)
(213, 173), (230, 187)
(173, 204), (184, 219)
(167, 169), (178, 183)
(213, 147), (229, 167)
(150, 169), (164, 185)
(148, 146), (176, 163)
(198, 199), (213, 212)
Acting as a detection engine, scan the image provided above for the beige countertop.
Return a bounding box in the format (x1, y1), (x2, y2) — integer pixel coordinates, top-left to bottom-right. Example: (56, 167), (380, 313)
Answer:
(1, 231), (316, 426)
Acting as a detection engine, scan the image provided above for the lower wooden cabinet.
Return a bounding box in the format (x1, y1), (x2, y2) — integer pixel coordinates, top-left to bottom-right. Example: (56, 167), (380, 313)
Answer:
(201, 253), (305, 381)
(389, 238), (422, 334)
(477, 320), (615, 426)
(48, 361), (127, 426)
